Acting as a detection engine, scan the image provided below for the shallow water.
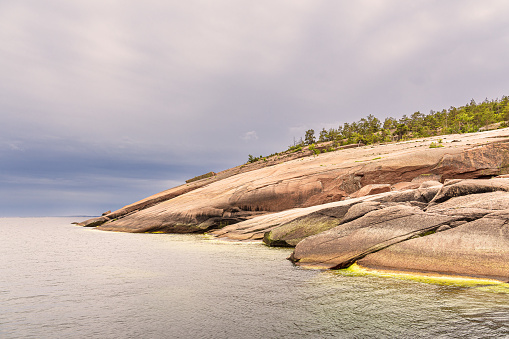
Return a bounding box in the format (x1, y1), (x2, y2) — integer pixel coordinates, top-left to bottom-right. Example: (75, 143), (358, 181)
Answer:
(1, 217), (508, 338)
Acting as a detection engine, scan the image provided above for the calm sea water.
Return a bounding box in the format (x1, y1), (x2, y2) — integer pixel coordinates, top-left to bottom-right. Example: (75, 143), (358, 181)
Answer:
(1, 217), (508, 339)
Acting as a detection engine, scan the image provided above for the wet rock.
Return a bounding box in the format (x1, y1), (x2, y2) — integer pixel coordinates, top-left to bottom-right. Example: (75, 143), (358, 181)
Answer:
(80, 216), (110, 227)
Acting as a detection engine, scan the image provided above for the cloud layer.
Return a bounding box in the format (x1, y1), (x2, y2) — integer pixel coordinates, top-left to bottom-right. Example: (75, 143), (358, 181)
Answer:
(1, 1), (509, 215)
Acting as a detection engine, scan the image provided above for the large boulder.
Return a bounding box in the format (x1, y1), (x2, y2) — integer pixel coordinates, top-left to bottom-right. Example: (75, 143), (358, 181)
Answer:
(426, 191), (509, 217)
(427, 178), (509, 205)
(289, 182), (509, 279)
(357, 211), (509, 280)
(289, 205), (462, 269)
(262, 201), (369, 246)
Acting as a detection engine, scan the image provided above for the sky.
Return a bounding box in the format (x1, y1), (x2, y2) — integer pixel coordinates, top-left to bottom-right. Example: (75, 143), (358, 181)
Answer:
(1, 0), (509, 216)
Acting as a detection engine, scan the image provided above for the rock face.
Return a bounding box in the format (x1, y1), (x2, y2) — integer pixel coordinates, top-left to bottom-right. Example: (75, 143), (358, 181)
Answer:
(289, 179), (509, 280)
(356, 213), (509, 280)
(79, 130), (509, 232)
(78, 129), (509, 280)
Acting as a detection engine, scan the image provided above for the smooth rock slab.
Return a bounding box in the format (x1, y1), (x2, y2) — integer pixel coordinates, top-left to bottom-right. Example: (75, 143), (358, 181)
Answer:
(426, 191), (509, 217)
(262, 204), (354, 246)
(358, 212), (509, 280)
(290, 205), (461, 269)
(428, 178), (509, 205)
(82, 131), (509, 233)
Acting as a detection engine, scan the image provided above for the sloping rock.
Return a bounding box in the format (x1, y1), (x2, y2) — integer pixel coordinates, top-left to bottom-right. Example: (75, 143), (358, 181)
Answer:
(431, 141), (509, 179)
(211, 195), (390, 242)
(378, 185), (442, 204)
(426, 191), (509, 217)
(81, 130), (509, 234)
(80, 216), (110, 227)
(262, 201), (367, 246)
(209, 203), (348, 241)
(215, 190), (430, 244)
(78, 178), (219, 227)
(428, 178), (509, 206)
(340, 201), (383, 224)
(287, 179), (509, 279)
(263, 214), (343, 247)
(289, 205), (463, 269)
(357, 212), (509, 280)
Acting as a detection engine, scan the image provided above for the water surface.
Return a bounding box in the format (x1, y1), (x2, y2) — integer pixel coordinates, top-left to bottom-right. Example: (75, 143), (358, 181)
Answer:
(1, 217), (508, 338)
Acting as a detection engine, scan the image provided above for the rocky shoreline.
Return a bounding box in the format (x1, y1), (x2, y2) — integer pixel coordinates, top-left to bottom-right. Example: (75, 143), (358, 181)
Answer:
(78, 129), (509, 282)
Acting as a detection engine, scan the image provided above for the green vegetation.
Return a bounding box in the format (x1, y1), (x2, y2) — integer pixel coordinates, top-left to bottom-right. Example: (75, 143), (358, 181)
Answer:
(247, 96), (509, 164)
(299, 96), (509, 148)
(308, 144), (321, 155)
(247, 154), (263, 163)
(186, 171), (216, 183)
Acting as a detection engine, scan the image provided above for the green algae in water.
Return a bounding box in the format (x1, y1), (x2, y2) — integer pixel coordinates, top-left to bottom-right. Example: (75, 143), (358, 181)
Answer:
(335, 264), (509, 294)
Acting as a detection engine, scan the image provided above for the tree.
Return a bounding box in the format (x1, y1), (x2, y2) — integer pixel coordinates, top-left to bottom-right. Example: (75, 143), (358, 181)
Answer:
(383, 117), (397, 130)
(394, 123), (408, 140)
(318, 128), (329, 142)
(304, 129), (316, 145)
(365, 114), (381, 133)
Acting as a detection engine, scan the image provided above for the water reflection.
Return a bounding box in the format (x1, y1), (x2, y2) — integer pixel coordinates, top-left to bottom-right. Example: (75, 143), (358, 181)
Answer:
(0, 217), (508, 339)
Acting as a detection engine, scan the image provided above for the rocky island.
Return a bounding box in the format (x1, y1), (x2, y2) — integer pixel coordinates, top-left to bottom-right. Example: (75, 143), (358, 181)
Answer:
(78, 128), (509, 282)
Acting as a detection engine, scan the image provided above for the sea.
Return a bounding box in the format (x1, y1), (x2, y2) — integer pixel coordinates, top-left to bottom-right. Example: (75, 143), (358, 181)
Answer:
(1, 217), (508, 339)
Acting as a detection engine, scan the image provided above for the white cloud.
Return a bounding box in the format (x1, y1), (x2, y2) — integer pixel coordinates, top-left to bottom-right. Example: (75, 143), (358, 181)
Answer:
(241, 131), (258, 141)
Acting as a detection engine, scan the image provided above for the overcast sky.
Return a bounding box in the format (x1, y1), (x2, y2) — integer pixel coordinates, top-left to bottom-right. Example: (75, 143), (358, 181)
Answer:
(1, 0), (509, 216)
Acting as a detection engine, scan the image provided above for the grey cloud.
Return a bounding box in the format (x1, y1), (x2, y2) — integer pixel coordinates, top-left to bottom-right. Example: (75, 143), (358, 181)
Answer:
(1, 1), (509, 215)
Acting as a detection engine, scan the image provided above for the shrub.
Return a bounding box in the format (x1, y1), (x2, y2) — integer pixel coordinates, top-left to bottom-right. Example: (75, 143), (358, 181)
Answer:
(308, 144), (321, 155)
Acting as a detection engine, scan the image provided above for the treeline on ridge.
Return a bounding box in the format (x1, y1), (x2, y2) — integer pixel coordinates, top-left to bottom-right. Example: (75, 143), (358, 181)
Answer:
(248, 96), (509, 163)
